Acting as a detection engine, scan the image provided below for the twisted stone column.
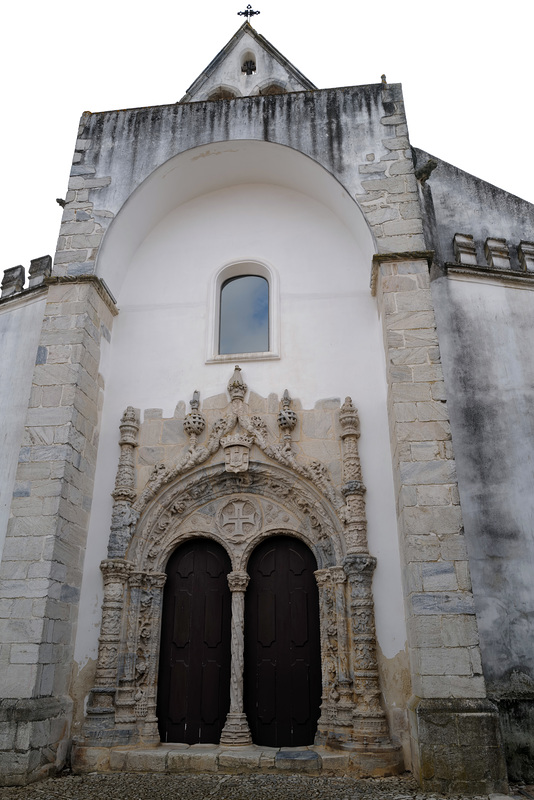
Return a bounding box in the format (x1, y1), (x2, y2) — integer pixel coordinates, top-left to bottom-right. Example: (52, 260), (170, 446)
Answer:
(84, 559), (133, 725)
(139, 573), (167, 742)
(108, 407), (140, 559)
(339, 397), (367, 554)
(220, 570), (252, 745)
(343, 554), (390, 742)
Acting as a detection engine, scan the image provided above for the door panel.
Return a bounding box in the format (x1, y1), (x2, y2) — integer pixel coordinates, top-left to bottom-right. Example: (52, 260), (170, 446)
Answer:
(157, 539), (231, 744)
(244, 536), (321, 746)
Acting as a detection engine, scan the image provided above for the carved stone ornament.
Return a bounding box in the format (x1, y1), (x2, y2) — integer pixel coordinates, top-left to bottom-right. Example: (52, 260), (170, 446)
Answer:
(220, 433), (254, 473)
(82, 368), (400, 768)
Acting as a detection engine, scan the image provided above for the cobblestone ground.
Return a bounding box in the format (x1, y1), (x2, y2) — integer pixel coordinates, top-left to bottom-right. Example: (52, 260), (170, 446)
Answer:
(0, 773), (520, 800)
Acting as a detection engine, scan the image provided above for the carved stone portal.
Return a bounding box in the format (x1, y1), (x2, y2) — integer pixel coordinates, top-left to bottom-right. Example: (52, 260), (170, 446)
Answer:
(79, 368), (402, 772)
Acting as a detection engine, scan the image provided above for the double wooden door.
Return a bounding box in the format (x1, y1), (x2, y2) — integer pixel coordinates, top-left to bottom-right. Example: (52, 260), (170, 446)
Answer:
(157, 539), (232, 744)
(157, 535), (321, 746)
(244, 536), (321, 746)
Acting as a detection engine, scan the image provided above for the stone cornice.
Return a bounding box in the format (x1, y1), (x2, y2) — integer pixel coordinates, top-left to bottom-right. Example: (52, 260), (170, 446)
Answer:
(370, 251), (434, 296)
(442, 262), (534, 290)
(44, 275), (119, 315)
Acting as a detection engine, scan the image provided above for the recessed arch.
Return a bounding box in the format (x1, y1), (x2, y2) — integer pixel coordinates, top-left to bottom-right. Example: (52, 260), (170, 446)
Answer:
(95, 140), (377, 300)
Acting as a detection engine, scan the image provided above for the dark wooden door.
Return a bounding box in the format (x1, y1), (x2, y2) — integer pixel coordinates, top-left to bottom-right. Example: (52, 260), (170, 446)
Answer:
(157, 539), (232, 744)
(244, 536), (321, 746)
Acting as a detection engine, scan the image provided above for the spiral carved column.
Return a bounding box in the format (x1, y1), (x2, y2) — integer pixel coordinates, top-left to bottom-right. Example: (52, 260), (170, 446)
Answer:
(108, 407), (140, 559)
(220, 570), (252, 745)
(83, 559), (133, 726)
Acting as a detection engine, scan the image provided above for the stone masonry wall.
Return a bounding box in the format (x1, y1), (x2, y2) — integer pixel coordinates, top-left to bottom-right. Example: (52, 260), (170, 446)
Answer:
(0, 277), (117, 785)
(372, 254), (507, 793)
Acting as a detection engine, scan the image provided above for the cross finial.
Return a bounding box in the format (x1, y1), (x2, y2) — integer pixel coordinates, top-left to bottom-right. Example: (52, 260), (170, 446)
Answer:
(238, 4), (260, 20)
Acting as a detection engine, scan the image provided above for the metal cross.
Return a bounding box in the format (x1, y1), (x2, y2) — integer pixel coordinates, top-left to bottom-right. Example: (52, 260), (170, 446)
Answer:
(238, 4), (260, 20)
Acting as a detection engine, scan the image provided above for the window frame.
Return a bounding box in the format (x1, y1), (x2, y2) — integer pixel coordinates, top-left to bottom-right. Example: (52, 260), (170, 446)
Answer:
(206, 260), (280, 363)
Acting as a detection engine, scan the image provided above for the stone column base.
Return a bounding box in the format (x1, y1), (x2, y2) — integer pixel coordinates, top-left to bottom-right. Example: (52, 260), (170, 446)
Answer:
(220, 713), (252, 745)
(0, 696), (72, 787)
(408, 697), (508, 795)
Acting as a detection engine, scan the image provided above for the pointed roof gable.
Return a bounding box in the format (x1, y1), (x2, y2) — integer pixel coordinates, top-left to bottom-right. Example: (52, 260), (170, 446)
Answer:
(180, 22), (317, 102)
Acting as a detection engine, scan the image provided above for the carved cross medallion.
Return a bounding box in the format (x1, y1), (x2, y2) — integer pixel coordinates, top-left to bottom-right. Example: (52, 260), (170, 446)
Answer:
(220, 500), (258, 543)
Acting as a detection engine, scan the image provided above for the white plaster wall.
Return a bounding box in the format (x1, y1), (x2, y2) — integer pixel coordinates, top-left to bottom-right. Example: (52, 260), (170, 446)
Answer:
(74, 166), (406, 677)
(0, 294), (46, 561)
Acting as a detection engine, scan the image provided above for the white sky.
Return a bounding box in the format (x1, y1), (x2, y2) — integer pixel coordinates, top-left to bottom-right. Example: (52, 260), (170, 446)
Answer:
(1, 0), (532, 273)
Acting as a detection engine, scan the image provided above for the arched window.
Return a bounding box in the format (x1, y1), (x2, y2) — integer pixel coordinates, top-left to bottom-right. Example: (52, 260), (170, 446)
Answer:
(207, 261), (279, 363)
(219, 275), (268, 355)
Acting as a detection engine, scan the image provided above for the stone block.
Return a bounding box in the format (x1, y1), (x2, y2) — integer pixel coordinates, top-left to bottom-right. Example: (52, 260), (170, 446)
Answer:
(394, 402), (417, 422)
(391, 383), (431, 402)
(421, 561), (458, 591)
(167, 749), (192, 772)
(485, 237), (510, 269)
(405, 534), (441, 562)
(416, 485), (451, 505)
(409, 697), (507, 793)
(411, 442), (440, 461)
(390, 346), (429, 365)
(412, 364), (443, 383)
(400, 459), (456, 485)
(0, 664), (37, 696)
(275, 750), (320, 771)
(218, 747), (262, 770)
(453, 233), (478, 265)
(124, 748), (167, 771)
(419, 647), (471, 675)
(441, 615), (479, 647)
(411, 591), (475, 616)
(1, 266), (25, 298)
(382, 218), (424, 237)
(188, 748), (220, 771)
(404, 328), (438, 346)
(10, 644), (40, 664)
(385, 310), (436, 331)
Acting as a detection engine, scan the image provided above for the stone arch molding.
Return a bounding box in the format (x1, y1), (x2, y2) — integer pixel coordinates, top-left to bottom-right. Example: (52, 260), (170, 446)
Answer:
(79, 366), (402, 768)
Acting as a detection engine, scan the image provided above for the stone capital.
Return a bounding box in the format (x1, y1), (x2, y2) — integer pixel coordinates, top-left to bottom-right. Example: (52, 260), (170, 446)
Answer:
(227, 570), (250, 592)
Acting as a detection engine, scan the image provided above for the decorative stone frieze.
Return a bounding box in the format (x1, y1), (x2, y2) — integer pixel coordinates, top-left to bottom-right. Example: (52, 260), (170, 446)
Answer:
(132, 368), (339, 516)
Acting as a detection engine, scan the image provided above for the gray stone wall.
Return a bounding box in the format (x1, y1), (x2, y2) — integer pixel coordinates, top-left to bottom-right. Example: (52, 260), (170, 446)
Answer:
(373, 253), (506, 794)
(0, 277), (117, 785)
(432, 267), (534, 781)
(413, 147), (534, 267)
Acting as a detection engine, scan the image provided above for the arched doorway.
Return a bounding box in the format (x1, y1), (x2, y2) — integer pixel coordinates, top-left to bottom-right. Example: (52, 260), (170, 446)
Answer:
(157, 539), (232, 743)
(244, 536), (322, 746)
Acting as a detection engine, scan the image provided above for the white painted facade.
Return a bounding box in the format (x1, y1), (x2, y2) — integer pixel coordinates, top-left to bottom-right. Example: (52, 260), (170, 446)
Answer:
(75, 142), (406, 677)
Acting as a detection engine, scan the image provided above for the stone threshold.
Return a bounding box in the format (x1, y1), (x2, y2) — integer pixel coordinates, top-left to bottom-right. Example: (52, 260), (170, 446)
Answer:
(73, 742), (404, 776)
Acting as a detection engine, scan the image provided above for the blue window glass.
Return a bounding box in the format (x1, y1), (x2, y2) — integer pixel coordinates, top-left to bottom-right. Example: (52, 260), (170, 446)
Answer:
(219, 275), (269, 355)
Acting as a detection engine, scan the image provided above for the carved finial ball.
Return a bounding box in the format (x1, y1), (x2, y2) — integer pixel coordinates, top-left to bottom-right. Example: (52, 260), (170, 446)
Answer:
(228, 365), (247, 401)
(183, 412), (206, 436)
(339, 396), (360, 436)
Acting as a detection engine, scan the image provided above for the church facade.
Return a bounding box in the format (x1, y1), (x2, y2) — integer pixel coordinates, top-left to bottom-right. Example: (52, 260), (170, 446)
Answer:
(1, 22), (533, 792)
